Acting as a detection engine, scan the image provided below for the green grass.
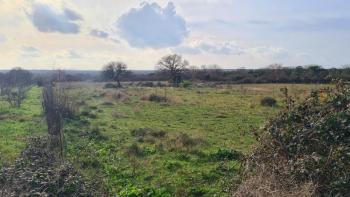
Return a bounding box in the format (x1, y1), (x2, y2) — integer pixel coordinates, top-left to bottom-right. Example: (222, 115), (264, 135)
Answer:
(62, 83), (331, 196)
(0, 83), (332, 196)
(0, 87), (45, 165)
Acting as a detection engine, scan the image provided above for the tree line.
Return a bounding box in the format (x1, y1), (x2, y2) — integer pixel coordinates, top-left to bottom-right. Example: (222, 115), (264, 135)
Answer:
(101, 54), (350, 87)
(1, 54), (350, 94)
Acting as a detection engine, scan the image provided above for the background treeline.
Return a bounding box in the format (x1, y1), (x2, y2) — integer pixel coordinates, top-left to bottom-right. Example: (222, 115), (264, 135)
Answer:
(1, 65), (350, 85)
(132, 65), (350, 84)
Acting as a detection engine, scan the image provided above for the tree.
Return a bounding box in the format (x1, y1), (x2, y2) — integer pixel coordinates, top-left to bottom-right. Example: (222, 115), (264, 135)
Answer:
(2, 67), (32, 107)
(157, 54), (189, 87)
(102, 62), (128, 87)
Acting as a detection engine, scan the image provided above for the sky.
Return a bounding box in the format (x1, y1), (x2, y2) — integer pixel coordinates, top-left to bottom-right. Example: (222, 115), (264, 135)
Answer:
(0, 0), (349, 70)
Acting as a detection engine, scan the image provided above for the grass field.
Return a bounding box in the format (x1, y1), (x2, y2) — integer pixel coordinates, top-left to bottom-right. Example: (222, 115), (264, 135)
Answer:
(0, 83), (332, 196)
(0, 87), (45, 166)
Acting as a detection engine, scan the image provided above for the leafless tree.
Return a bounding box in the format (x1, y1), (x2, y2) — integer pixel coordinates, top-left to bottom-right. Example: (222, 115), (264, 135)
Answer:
(1, 68), (32, 107)
(157, 54), (189, 87)
(102, 62), (128, 87)
(42, 85), (63, 158)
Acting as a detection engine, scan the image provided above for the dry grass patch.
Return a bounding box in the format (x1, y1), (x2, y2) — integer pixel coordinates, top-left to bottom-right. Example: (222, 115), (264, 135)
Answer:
(233, 170), (316, 197)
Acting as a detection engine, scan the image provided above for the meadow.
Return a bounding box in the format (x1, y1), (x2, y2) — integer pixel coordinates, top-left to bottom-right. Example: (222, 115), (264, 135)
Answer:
(0, 83), (331, 196)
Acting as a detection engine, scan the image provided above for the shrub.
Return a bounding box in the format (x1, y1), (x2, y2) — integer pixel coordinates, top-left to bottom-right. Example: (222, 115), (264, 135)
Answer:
(210, 149), (243, 161)
(260, 97), (277, 107)
(131, 128), (167, 144)
(131, 128), (148, 137)
(149, 130), (167, 138)
(125, 143), (144, 157)
(177, 133), (203, 148)
(148, 94), (167, 102)
(0, 137), (94, 196)
(243, 82), (350, 196)
(174, 133), (204, 151)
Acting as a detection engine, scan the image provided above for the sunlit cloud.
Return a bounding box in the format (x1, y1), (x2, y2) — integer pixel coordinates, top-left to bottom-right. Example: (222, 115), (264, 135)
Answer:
(0, 0), (349, 69)
(117, 2), (188, 48)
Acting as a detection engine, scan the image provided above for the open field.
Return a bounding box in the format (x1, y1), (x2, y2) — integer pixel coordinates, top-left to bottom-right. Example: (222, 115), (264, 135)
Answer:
(0, 83), (332, 196)
(0, 87), (45, 166)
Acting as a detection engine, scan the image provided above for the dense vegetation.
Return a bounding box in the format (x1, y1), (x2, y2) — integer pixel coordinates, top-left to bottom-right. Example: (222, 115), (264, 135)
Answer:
(2, 64), (350, 85)
(0, 137), (93, 196)
(235, 82), (350, 196)
(116, 64), (350, 84)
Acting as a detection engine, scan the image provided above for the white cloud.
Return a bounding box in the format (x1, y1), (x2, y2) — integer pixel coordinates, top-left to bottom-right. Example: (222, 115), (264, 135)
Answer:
(175, 40), (245, 55)
(247, 46), (288, 59)
(117, 2), (188, 48)
(28, 3), (83, 34)
(20, 46), (41, 57)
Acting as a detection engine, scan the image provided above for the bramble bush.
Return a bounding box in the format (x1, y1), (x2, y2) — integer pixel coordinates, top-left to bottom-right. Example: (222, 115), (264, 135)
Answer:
(0, 137), (94, 196)
(238, 81), (350, 196)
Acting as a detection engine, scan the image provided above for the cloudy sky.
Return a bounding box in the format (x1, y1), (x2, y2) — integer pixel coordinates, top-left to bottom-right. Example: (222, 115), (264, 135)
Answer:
(0, 0), (349, 70)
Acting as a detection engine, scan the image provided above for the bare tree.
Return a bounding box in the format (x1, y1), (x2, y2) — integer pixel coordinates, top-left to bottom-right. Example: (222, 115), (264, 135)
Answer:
(102, 62), (128, 87)
(157, 54), (189, 87)
(1, 67), (32, 107)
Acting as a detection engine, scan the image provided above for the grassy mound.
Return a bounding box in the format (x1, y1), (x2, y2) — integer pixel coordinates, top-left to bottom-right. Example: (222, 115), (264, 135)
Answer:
(236, 82), (350, 196)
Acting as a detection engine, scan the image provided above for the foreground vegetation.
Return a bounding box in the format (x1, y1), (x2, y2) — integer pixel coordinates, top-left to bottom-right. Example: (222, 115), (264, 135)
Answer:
(0, 87), (45, 165)
(235, 82), (350, 196)
(0, 82), (339, 196)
